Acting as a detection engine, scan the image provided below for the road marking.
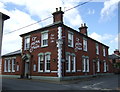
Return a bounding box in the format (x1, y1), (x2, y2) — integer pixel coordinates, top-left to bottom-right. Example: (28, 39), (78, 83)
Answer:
(82, 82), (104, 90)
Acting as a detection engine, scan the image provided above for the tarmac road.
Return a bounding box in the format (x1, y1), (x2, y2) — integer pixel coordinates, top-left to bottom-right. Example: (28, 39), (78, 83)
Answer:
(2, 74), (120, 91)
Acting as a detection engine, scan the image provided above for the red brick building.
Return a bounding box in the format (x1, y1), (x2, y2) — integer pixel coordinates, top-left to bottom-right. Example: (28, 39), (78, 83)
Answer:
(2, 50), (21, 75)
(2, 8), (110, 81)
(108, 49), (120, 74)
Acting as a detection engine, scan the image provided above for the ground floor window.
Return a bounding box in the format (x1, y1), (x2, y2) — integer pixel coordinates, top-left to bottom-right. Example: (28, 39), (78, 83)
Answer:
(33, 64), (36, 72)
(66, 54), (70, 72)
(16, 65), (19, 71)
(104, 60), (107, 72)
(4, 59), (7, 72)
(4, 58), (17, 73)
(12, 59), (15, 72)
(82, 56), (89, 72)
(45, 53), (51, 72)
(7, 59), (11, 72)
(38, 54), (44, 72)
(38, 52), (51, 72)
(96, 60), (100, 72)
(71, 55), (76, 72)
(66, 52), (76, 72)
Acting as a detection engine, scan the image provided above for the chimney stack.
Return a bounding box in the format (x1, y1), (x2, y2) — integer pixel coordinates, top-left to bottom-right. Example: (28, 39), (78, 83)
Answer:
(52, 7), (64, 23)
(79, 23), (88, 36)
(114, 49), (120, 55)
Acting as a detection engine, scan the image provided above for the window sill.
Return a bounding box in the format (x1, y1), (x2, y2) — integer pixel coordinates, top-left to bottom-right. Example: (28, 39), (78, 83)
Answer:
(72, 70), (76, 72)
(68, 45), (74, 48)
(38, 70), (43, 72)
(66, 70), (70, 72)
(44, 70), (50, 73)
(41, 45), (48, 48)
(83, 50), (87, 52)
(24, 49), (30, 51)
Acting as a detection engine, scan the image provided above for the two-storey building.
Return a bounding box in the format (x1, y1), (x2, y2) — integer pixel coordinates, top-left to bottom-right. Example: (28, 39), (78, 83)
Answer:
(2, 7), (110, 81)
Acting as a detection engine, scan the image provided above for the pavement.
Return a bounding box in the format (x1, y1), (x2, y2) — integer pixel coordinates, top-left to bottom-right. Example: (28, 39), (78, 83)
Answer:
(2, 74), (120, 91)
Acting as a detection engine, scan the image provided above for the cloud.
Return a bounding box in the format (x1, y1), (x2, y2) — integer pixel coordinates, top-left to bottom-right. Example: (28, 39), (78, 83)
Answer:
(89, 32), (113, 42)
(1, 9), (41, 55)
(89, 32), (118, 54)
(100, 0), (119, 21)
(0, 0), (84, 55)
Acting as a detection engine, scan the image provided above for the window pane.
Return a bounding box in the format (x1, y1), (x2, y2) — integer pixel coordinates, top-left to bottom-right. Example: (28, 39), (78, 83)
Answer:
(43, 40), (48, 46)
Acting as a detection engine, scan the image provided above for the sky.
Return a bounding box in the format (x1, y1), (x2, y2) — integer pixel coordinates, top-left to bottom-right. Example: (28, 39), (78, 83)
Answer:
(0, 0), (119, 55)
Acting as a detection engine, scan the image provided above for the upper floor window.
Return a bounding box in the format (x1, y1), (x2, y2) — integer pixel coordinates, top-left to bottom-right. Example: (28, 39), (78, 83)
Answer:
(96, 43), (99, 55)
(24, 36), (30, 50)
(83, 38), (87, 51)
(41, 31), (48, 47)
(103, 46), (106, 56)
(68, 32), (74, 47)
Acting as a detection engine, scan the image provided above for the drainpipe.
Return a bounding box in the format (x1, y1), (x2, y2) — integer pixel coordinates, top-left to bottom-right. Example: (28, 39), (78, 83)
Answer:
(57, 26), (63, 78)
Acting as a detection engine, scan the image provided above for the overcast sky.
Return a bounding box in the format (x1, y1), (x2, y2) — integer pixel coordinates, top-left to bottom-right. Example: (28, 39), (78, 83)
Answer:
(0, 0), (119, 55)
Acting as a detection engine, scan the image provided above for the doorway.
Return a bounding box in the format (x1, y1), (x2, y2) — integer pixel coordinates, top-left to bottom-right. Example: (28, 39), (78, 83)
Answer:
(24, 60), (29, 78)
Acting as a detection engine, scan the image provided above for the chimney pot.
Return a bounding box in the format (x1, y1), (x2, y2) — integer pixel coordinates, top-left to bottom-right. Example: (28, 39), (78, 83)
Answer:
(84, 23), (86, 27)
(81, 24), (83, 27)
(59, 7), (62, 11)
(56, 8), (58, 12)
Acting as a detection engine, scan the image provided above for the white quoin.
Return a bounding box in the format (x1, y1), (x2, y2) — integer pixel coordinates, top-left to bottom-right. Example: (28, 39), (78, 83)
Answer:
(57, 26), (62, 77)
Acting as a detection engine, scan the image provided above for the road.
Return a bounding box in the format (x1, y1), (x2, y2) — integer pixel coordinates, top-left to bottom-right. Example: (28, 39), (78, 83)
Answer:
(2, 74), (120, 91)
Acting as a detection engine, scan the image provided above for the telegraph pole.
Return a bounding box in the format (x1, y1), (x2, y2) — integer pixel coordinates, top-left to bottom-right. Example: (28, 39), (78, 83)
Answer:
(0, 12), (9, 91)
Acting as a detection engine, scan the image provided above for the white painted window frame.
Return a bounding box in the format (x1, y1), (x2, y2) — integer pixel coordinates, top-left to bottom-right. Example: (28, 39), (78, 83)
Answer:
(103, 47), (106, 56)
(97, 60), (100, 72)
(96, 43), (99, 55)
(45, 53), (51, 72)
(82, 58), (86, 72)
(71, 56), (76, 72)
(4, 60), (7, 72)
(83, 38), (87, 52)
(68, 31), (74, 48)
(11, 59), (15, 72)
(41, 31), (48, 47)
(104, 61), (107, 72)
(24, 36), (30, 50)
(86, 58), (89, 72)
(66, 55), (71, 72)
(82, 57), (89, 72)
(7, 59), (11, 72)
(38, 54), (44, 72)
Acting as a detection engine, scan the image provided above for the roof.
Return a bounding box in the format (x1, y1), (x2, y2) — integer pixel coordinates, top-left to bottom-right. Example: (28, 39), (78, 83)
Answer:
(20, 21), (63, 37)
(19, 21), (109, 48)
(108, 54), (120, 59)
(2, 50), (21, 57)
